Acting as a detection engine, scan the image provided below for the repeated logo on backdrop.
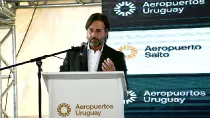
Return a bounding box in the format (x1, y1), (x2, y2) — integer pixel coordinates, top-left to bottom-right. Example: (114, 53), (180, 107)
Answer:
(118, 45), (138, 60)
(57, 103), (71, 117)
(114, 1), (136, 16)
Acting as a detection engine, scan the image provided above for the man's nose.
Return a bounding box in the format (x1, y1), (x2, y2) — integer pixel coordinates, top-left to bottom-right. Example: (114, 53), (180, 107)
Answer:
(91, 31), (97, 37)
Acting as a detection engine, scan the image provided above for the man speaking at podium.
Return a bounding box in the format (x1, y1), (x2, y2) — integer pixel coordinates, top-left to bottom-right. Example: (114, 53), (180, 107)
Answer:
(60, 13), (128, 88)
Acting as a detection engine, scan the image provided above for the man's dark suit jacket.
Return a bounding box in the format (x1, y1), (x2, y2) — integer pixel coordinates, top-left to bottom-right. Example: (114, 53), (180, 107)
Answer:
(60, 43), (128, 89)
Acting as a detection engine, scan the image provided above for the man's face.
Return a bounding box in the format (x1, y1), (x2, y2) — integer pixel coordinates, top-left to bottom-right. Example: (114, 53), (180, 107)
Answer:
(87, 20), (108, 48)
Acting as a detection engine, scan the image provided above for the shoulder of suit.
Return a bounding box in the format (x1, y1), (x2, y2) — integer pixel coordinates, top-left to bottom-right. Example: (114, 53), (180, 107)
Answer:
(106, 44), (124, 56)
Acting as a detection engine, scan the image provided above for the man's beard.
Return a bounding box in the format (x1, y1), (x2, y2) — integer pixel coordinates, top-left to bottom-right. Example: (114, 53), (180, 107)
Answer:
(88, 37), (103, 47)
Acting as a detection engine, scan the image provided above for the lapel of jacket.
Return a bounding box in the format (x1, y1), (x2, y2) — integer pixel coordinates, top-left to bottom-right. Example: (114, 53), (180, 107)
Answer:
(97, 43), (109, 71)
(80, 45), (88, 71)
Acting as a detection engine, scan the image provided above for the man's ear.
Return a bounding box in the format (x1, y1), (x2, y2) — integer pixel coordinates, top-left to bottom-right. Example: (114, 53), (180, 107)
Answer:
(105, 33), (108, 43)
(106, 29), (109, 37)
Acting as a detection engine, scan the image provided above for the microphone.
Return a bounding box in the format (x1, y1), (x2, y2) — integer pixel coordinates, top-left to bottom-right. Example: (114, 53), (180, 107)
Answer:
(53, 42), (87, 59)
(80, 42), (87, 56)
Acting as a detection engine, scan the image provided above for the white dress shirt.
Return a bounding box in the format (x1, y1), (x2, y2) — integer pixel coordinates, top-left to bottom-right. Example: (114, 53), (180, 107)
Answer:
(87, 44), (104, 72)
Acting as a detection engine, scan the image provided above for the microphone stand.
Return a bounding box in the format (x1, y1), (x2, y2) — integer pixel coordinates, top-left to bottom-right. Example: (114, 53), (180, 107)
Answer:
(0, 46), (80, 118)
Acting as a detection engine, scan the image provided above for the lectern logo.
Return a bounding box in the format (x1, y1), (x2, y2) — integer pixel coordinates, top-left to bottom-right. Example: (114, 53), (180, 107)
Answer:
(114, 1), (136, 16)
(57, 103), (71, 117)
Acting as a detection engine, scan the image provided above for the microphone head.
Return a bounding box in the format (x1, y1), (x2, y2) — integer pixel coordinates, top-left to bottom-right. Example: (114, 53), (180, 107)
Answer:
(81, 42), (87, 47)
(79, 42), (87, 56)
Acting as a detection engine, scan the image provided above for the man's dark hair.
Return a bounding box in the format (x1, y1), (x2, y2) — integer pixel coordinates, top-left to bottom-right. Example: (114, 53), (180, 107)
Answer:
(85, 13), (110, 31)
(85, 13), (110, 41)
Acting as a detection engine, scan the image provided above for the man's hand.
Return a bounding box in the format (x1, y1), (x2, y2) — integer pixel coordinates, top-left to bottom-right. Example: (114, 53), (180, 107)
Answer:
(102, 58), (116, 71)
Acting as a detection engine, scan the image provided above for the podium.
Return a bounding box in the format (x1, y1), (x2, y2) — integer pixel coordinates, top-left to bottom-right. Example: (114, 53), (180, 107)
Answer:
(42, 71), (128, 118)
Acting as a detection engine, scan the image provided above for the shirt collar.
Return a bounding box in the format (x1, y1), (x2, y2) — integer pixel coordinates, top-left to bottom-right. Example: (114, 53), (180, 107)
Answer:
(87, 42), (104, 52)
